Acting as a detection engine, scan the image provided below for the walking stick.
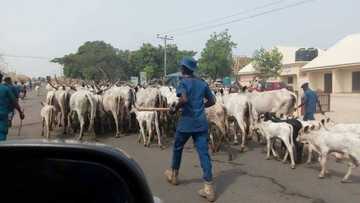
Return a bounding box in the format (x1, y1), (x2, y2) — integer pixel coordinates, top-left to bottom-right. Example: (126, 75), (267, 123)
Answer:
(135, 107), (170, 112)
(17, 109), (24, 136)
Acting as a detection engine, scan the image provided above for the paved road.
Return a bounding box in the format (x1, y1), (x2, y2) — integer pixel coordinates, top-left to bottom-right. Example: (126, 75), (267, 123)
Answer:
(7, 90), (360, 203)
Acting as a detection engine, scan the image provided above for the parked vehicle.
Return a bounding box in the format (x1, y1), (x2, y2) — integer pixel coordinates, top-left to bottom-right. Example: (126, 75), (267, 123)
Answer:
(249, 81), (292, 92)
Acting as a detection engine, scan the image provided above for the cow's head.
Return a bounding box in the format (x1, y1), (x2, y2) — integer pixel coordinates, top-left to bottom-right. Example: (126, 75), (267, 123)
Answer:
(297, 125), (311, 143)
(323, 117), (335, 128)
(239, 86), (246, 93)
(321, 119), (326, 127)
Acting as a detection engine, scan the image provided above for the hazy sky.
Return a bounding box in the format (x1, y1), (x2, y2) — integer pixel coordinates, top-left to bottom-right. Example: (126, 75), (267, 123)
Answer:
(1, 0), (359, 77)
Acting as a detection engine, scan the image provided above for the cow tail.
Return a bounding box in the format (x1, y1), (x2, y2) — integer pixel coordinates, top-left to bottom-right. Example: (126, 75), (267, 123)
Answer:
(48, 93), (55, 106)
(289, 124), (294, 147)
(247, 101), (255, 134)
(49, 107), (54, 130)
(223, 106), (229, 135)
(85, 93), (96, 132)
(115, 96), (120, 121)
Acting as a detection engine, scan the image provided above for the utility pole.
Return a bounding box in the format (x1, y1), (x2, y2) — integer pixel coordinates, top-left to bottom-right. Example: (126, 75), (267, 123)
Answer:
(157, 34), (174, 78)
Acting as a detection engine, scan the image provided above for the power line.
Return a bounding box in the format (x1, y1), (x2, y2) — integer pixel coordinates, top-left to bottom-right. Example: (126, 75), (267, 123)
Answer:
(176, 0), (316, 36)
(163, 0), (286, 34)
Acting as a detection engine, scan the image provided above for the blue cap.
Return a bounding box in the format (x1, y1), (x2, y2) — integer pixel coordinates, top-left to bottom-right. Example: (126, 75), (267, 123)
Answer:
(180, 57), (197, 72)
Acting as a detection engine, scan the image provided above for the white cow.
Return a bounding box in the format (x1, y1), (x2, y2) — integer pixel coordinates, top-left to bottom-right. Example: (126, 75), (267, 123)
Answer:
(325, 123), (360, 134)
(255, 119), (296, 169)
(299, 126), (360, 182)
(67, 90), (98, 140)
(133, 87), (165, 147)
(206, 102), (230, 154)
(102, 86), (128, 137)
(103, 85), (135, 137)
(54, 89), (71, 131)
(45, 85), (71, 134)
(136, 87), (164, 107)
(248, 89), (297, 119)
(221, 93), (253, 151)
(35, 85), (41, 96)
(132, 109), (162, 148)
(297, 118), (345, 164)
(40, 102), (56, 138)
(45, 83), (56, 91)
(159, 86), (178, 108)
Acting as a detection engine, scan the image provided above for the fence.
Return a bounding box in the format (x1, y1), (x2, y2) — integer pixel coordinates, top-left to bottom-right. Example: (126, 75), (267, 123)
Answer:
(317, 92), (331, 113)
(297, 91), (331, 115)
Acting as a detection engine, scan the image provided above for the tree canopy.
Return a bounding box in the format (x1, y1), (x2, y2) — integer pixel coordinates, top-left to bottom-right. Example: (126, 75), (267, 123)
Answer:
(198, 30), (237, 80)
(52, 41), (196, 80)
(253, 47), (283, 80)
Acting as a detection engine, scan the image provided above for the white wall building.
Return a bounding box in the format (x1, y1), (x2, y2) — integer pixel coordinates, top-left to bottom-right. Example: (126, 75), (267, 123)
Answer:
(301, 33), (360, 94)
(238, 46), (324, 91)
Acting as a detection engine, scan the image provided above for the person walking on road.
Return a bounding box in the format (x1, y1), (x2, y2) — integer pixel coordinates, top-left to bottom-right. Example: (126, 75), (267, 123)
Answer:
(297, 81), (324, 121)
(0, 73), (25, 141)
(20, 82), (27, 99)
(14, 81), (22, 99)
(164, 57), (216, 202)
(4, 77), (20, 127)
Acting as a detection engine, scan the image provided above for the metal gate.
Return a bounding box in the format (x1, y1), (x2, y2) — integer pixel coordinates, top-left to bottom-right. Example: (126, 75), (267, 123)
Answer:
(300, 92), (330, 115)
(317, 92), (331, 113)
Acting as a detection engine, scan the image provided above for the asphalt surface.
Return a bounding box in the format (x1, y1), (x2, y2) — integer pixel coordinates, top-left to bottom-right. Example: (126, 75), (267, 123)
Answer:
(7, 89), (360, 203)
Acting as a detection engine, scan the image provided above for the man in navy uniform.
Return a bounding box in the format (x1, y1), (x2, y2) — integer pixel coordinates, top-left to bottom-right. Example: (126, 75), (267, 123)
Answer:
(4, 77), (20, 127)
(164, 57), (216, 202)
(297, 81), (323, 121)
(0, 73), (25, 141)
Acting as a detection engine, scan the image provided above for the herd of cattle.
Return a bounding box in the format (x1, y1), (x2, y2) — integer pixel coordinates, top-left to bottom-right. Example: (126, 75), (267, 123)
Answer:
(37, 77), (360, 183)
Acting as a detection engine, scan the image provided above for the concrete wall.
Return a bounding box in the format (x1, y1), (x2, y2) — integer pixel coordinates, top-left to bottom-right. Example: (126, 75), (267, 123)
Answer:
(305, 65), (360, 93)
(280, 75), (298, 90)
(332, 66), (360, 93)
(308, 71), (325, 91)
(333, 69), (347, 93)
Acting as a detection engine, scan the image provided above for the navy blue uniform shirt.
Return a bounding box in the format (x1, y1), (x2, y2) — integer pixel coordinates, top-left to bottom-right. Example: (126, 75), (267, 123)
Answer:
(176, 76), (215, 133)
(303, 89), (318, 114)
(0, 84), (16, 118)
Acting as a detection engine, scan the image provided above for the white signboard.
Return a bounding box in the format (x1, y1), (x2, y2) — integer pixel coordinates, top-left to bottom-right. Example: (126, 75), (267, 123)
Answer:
(140, 72), (146, 85)
(130, 76), (139, 85)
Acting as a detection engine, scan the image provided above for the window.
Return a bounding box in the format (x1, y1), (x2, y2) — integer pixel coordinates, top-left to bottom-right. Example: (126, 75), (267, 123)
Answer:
(352, 71), (360, 92)
(287, 76), (293, 84)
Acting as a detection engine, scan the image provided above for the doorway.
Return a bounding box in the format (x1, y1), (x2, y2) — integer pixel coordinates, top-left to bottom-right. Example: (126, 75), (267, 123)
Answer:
(324, 73), (332, 93)
(352, 71), (360, 92)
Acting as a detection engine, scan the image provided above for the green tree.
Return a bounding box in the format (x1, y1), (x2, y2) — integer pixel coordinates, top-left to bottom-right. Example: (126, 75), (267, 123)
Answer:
(143, 65), (156, 80)
(198, 30), (237, 80)
(253, 47), (283, 79)
(52, 41), (196, 80)
(128, 43), (161, 78)
(158, 44), (196, 75)
(129, 43), (196, 78)
(52, 41), (130, 80)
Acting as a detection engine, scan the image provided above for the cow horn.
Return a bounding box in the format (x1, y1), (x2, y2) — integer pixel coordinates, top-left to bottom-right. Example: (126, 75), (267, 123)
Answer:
(96, 66), (111, 80)
(47, 79), (58, 90)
